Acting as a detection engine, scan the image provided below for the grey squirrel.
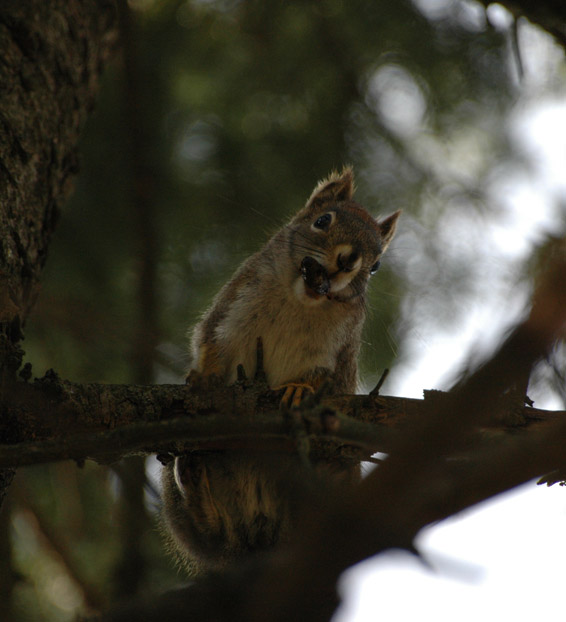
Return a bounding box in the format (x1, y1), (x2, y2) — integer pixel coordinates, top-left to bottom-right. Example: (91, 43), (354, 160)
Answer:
(161, 167), (400, 571)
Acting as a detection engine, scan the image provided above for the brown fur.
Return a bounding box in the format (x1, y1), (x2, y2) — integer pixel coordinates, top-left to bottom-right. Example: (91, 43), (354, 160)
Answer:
(161, 168), (400, 571)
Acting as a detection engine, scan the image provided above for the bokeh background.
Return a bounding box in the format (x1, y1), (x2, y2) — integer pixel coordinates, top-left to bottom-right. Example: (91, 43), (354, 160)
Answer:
(2, 0), (565, 619)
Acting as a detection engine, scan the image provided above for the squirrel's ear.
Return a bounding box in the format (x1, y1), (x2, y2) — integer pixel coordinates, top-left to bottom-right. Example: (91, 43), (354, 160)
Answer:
(306, 167), (355, 208)
(377, 210), (401, 252)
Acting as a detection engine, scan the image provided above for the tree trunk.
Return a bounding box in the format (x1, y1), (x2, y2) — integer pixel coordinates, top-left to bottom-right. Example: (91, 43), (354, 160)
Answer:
(0, 0), (118, 504)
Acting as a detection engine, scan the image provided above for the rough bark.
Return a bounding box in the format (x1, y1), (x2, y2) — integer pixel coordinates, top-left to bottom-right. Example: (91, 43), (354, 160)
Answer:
(0, 0), (117, 326)
(0, 0), (118, 504)
(0, 372), (563, 468)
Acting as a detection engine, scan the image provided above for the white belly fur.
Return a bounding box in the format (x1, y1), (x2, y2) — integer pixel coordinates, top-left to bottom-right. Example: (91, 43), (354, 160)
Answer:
(215, 277), (344, 386)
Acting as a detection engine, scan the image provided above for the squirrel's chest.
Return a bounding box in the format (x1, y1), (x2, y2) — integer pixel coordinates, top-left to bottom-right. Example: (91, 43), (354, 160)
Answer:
(216, 286), (352, 385)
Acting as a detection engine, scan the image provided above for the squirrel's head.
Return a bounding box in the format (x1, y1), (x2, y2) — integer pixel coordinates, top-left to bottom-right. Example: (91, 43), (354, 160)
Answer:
(288, 167), (400, 304)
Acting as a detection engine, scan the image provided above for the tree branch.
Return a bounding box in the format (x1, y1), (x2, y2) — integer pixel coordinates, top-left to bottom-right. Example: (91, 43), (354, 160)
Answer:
(0, 371), (563, 469)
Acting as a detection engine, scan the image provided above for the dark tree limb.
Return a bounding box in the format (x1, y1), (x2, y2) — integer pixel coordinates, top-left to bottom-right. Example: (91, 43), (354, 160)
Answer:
(0, 371), (563, 469)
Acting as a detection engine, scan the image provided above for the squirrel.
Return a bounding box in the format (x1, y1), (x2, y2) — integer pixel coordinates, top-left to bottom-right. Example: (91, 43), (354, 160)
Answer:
(161, 167), (400, 572)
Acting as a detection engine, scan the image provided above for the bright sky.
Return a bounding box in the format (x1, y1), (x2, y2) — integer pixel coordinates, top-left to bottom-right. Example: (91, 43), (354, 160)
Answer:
(336, 482), (566, 622)
(336, 7), (566, 622)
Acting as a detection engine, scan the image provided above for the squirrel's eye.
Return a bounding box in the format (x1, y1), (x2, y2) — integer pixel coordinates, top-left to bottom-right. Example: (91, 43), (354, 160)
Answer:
(370, 260), (381, 275)
(313, 213), (332, 230)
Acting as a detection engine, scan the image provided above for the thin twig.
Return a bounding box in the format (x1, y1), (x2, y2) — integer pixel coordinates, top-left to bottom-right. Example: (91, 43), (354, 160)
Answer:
(369, 368), (389, 396)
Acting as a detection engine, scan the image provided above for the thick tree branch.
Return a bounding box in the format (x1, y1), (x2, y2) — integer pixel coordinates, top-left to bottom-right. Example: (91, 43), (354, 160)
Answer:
(0, 372), (563, 469)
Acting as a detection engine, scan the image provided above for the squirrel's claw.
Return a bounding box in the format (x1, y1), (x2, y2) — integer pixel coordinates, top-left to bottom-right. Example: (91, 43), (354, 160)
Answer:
(275, 382), (315, 408)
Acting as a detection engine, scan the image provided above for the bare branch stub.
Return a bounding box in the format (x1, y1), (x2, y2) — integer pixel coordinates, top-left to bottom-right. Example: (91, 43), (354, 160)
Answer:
(369, 368), (389, 396)
(236, 364), (247, 383)
(254, 336), (267, 384)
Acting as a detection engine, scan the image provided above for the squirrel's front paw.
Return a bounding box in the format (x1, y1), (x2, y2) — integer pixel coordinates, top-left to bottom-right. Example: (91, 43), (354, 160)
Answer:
(274, 382), (315, 408)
